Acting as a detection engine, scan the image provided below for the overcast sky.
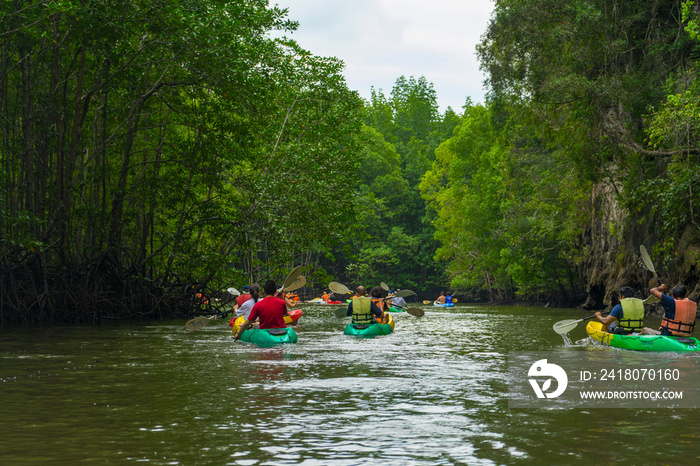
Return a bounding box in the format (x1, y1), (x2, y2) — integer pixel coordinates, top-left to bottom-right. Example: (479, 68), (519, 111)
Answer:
(272, 0), (495, 113)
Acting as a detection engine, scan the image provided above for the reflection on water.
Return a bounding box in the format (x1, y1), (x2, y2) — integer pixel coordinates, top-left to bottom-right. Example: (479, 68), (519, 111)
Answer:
(0, 305), (698, 464)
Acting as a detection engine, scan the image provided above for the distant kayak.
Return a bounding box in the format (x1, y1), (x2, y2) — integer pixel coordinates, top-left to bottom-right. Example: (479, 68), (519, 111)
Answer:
(434, 302), (455, 307)
(385, 306), (403, 313)
(343, 313), (395, 338)
(586, 321), (699, 352)
(306, 298), (344, 305)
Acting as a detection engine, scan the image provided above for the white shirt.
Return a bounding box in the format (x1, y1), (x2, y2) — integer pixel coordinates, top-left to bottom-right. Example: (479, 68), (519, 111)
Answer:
(236, 297), (258, 319)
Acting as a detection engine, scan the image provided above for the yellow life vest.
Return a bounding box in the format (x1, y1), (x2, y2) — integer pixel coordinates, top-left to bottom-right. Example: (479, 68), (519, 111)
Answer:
(618, 298), (644, 332)
(352, 297), (374, 324)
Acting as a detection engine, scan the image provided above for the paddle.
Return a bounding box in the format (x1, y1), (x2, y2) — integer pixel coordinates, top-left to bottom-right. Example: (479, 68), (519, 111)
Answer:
(275, 265), (303, 296)
(553, 312), (609, 335)
(283, 275), (306, 293)
(185, 308), (234, 331)
(393, 289), (416, 298)
(423, 300), (431, 305)
(640, 245), (661, 285)
(390, 302), (425, 317)
(643, 294), (660, 304)
(329, 281), (353, 295)
(380, 282), (390, 291)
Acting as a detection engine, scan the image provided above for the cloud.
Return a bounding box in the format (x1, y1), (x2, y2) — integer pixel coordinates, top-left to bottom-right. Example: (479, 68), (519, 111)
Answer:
(272, 0), (494, 112)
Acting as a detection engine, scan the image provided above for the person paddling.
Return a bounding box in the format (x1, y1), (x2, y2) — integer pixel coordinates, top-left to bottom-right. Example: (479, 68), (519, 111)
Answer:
(234, 280), (288, 341)
(435, 292), (446, 305)
(391, 289), (407, 308)
(234, 284), (260, 320)
(640, 284), (697, 336)
(594, 286), (645, 334)
(370, 286), (389, 324)
(233, 285), (252, 314)
(346, 286), (384, 324)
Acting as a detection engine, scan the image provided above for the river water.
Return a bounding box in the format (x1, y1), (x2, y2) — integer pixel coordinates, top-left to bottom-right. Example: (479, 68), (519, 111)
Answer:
(1, 304), (698, 464)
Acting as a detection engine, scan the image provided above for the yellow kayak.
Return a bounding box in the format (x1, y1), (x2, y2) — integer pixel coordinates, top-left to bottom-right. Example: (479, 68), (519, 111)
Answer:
(230, 309), (303, 335)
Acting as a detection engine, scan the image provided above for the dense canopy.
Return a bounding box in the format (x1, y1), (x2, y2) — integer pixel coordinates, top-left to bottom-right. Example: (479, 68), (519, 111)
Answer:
(2, 0), (700, 325)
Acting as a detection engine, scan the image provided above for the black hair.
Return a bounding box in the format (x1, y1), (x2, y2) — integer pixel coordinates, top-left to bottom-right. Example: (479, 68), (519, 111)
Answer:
(370, 286), (383, 298)
(619, 286), (635, 298)
(671, 285), (687, 299)
(249, 283), (260, 303)
(263, 280), (277, 296)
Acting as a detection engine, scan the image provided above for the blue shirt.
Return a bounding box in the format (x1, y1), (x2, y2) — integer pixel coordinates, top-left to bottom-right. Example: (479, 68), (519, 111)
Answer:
(659, 294), (676, 320)
(610, 303), (624, 321)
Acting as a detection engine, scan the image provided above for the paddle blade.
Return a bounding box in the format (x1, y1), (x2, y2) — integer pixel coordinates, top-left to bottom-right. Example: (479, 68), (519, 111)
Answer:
(227, 287), (240, 296)
(329, 281), (352, 295)
(380, 282), (390, 291)
(640, 245), (656, 272)
(282, 265), (304, 290)
(285, 276), (306, 293)
(422, 300), (431, 305)
(552, 319), (580, 335)
(394, 289), (415, 298)
(185, 316), (211, 331)
(643, 294), (660, 304)
(405, 307), (425, 317)
(334, 306), (348, 318)
(640, 245), (662, 284)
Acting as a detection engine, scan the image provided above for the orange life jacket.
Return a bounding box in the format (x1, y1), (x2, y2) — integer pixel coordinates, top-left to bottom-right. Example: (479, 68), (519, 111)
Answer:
(371, 298), (385, 311)
(660, 299), (697, 336)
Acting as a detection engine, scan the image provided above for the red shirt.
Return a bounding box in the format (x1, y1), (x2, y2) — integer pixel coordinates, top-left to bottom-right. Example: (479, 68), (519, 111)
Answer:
(236, 294), (251, 306)
(248, 296), (287, 329)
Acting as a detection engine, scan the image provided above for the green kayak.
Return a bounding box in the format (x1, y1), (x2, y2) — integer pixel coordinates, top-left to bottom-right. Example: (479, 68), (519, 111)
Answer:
(587, 321), (699, 352)
(238, 327), (298, 347)
(343, 314), (395, 338)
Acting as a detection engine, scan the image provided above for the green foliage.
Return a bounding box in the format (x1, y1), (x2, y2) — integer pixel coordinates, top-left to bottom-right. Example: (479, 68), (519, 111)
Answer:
(421, 99), (590, 302)
(464, 0), (700, 301)
(0, 0), (364, 319)
(325, 76), (459, 291)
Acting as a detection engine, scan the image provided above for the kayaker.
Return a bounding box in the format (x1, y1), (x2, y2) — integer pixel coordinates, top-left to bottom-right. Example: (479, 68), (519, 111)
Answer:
(235, 284), (260, 320)
(445, 292), (454, 305)
(282, 291), (298, 309)
(436, 292), (446, 305)
(640, 284), (697, 336)
(370, 286), (390, 323)
(234, 280), (288, 341)
(233, 285), (252, 313)
(594, 286), (645, 334)
(346, 286), (384, 324)
(392, 290), (407, 308)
